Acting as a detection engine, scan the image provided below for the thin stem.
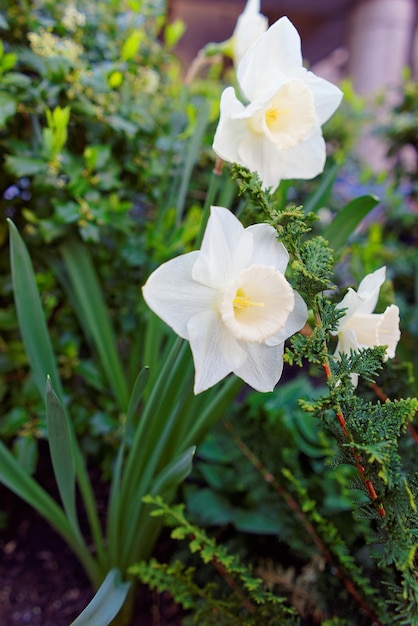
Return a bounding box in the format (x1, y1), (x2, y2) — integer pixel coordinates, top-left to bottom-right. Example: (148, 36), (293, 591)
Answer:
(223, 420), (383, 626)
(210, 557), (255, 614)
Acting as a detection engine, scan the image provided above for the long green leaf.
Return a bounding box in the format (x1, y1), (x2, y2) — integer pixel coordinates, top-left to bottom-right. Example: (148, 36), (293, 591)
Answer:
(125, 367), (150, 428)
(7, 219), (64, 401)
(106, 367), (150, 561)
(176, 99), (210, 224)
(8, 221), (105, 579)
(70, 568), (130, 626)
(323, 194), (379, 251)
(0, 439), (99, 584)
(150, 446), (196, 496)
(46, 377), (78, 533)
(303, 161), (339, 215)
(60, 237), (129, 412)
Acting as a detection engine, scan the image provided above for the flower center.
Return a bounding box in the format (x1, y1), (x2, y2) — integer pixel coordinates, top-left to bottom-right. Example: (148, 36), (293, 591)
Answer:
(248, 78), (316, 150)
(233, 288), (265, 311)
(219, 265), (294, 343)
(265, 107), (290, 131)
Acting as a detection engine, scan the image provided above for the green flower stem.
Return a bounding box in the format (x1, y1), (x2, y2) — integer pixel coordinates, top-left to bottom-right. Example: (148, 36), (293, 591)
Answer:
(195, 166), (223, 246)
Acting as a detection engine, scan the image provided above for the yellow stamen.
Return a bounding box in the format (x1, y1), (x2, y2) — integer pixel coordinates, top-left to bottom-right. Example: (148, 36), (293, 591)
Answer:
(233, 288), (265, 311)
(265, 107), (289, 130)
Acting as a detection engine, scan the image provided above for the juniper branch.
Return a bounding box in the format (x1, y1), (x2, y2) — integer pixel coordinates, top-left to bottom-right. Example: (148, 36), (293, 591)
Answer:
(222, 419), (384, 626)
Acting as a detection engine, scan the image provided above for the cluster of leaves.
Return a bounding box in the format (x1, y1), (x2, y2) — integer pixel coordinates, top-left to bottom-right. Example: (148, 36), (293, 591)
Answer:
(130, 495), (299, 626)
(378, 73), (418, 201)
(0, 0), (227, 473)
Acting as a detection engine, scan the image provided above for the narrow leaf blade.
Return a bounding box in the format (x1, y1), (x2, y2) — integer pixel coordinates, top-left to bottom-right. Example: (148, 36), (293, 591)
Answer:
(70, 569), (130, 626)
(46, 377), (78, 530)
(126, 367), (150, 428)
(8, 219), (64, 401)
(150, 446), (196, 497)
(303, 161), (339, 215)
(323, 194), (379, 251)
(60, 237), (129, 411)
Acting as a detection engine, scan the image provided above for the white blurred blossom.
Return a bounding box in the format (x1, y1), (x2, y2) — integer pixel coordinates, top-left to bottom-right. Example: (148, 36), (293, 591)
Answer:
(232, 0), (268, 67)
(213, 16), (343, 190)
(28, 28), (84, 64)
(62, 4), (86, 32)
(142, 206), (307, 394)
(332, 267), (400, 385)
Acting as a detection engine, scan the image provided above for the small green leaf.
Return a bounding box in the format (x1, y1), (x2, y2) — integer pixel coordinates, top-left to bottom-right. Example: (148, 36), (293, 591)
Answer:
(324, 194), (379, 251)
(13, 435), (38, 475)
(121, 30), (143, 61)
(5, 155), (48, 177)
(0, 13), (9, 29)
(2, 51), (17, 72)
(164, 19), (186, 49)
(70, 568), (131, 626)
(0, 91), (15, 126)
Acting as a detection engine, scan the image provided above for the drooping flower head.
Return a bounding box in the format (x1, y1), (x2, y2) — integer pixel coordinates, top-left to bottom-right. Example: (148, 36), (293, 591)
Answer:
(232, 0), (268, 67)
(142, 207), (308, 394)
(332, 267), (401, 384)
(213, 16), (343, 190)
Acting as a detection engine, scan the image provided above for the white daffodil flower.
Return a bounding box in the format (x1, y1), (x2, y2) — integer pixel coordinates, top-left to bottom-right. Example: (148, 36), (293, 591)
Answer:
(213, 16), (343, 191)
(142, 206), (308, 394)
(232, 0), (268, 67)
(332, 267), (401, 384)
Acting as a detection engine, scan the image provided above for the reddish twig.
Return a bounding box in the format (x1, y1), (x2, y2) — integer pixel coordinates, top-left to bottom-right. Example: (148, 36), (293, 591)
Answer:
(223, 419), (382, 626)
(321, 361), (386, 518)
(211, 558), (255, 614)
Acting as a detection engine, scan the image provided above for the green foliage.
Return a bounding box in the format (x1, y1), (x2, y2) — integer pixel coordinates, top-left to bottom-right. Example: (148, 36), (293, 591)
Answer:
(1, 3), (417, 625)
(130, 495), (299, 626)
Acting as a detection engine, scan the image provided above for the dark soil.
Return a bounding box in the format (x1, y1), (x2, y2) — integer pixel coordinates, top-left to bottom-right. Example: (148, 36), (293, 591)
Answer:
(0, 479), (183, 626)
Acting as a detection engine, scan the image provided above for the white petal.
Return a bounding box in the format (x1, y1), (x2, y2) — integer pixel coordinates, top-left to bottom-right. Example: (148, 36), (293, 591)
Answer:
(238, 127), (326, 190)
(255, 79), (317, 150)
(237, 131), (285, 190)
(304, 71), (343, 125)
(233, 0), (268, 67)
(334, 328), (360, 356)
(213, 87), (248, 164)
(142, 252), (214, 339)
(266, 291), (308, 345)
(357, 267), (386, 308)
(238, 17), (303, 102)
(243, 0), (261, 13)
(346, 305), (400, 359)
(234, 341), (285, 392)
(187, 309), (247, 393)
(246, 223), (289, 273)
(271, 128), (327, 179)
(377, 305), (400, 359)
(336, 267), (387, 327)
(192, 206), (253, 289)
